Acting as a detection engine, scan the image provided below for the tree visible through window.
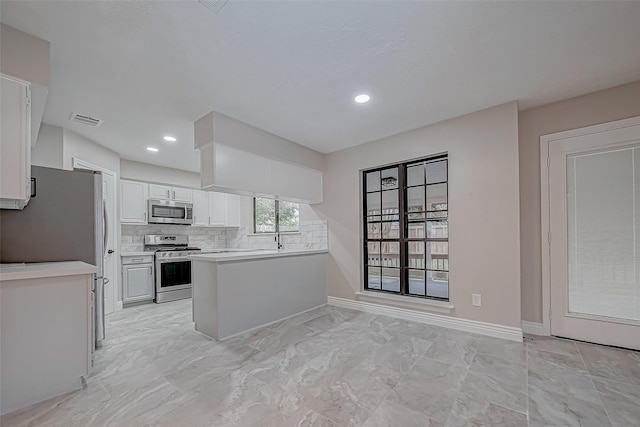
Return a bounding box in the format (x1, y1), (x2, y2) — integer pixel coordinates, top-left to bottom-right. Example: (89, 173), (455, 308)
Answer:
(254, 198), (299, 233)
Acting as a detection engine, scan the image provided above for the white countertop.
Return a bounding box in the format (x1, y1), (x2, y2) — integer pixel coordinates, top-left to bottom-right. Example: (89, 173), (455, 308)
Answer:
(121, 251), (155, 257)
(189, 249), (328, 263)
(0, 261), (97, 282)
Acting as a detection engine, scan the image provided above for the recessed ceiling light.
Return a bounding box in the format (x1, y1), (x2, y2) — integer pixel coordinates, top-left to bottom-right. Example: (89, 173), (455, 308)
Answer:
(354, 94), (370, 103)
(147, 147), (159, 152)
(163, 136), (177, 142)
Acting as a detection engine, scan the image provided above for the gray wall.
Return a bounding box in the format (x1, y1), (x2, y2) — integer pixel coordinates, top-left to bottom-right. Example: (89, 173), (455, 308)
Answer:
(316, 102), (522, 328)
(518, 80), (640, 323)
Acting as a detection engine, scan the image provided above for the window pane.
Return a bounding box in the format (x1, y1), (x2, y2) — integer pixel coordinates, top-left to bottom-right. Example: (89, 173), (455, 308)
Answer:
(407, 221), (425, 239)
(426, 160), (447, 184)
(426, 183), (447, 211)
(427, 220), (448, 239)
(407, 186), (425, 215)
(368, 222), (381, 240)
(382, 241), (400, 267)
(367, 242), (381, 266)
(427, 242), (448, 270)
(408, 241), (425, 269)
(381, 268), (400, 292)
(427, 211), (448, 219)
(381, 222), (400, 239)
(427, 271), (449, 299)
(368, 266), (381, 290)
(254, 198), (276, 232)
(408, 269), (425, 296)
(381, 167), (399, 190)
(367, 192), (381, 216)
(366, 171), (380, 192)
(407, 163), (425, 187)
(382, 189), (399, 215)
(278, 201), (299, 232)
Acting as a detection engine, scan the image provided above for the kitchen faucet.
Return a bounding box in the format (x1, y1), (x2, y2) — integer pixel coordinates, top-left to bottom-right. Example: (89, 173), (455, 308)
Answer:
(275, 210), (284, 250)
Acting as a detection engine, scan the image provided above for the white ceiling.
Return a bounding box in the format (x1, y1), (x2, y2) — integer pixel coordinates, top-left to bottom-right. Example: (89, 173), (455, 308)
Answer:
(1, 1), (639, 172)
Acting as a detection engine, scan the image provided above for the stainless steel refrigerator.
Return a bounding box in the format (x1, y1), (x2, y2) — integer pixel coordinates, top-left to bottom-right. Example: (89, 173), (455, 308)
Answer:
(0, 166), (108, 353)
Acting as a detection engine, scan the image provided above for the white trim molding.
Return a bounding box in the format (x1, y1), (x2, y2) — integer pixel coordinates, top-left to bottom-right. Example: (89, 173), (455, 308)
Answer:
(540, 116), (640, 337)
(355, 291), (454, 314)
(521, 320), (544, 336)
(328, 296), (523, 342)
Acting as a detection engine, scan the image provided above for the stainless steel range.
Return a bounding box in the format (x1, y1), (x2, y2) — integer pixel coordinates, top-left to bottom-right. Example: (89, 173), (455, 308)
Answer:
(144, 235), (201, 303)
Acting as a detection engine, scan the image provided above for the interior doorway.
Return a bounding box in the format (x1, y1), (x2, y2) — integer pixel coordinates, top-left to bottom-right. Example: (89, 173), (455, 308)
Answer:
(73, 158), (118, 315)
(542, 116), (640, 350)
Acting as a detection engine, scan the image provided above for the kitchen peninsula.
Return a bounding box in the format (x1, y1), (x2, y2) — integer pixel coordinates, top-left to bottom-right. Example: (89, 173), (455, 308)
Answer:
(189, 250), (327, 340)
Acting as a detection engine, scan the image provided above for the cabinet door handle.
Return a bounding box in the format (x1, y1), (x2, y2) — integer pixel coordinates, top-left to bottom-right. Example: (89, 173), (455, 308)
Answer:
(173, 190), (176, 199)
(209, 216), (211, 225)
(143, 212), (147, 222)
(150, 266), (153, 276)
(167, 189), (170, 198)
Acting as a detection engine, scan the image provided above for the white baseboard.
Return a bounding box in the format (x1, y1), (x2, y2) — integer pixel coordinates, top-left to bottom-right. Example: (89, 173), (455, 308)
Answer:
(521, 320), (544, 336)
(328, 296), (523, 342)
(217, 303), (328, 342)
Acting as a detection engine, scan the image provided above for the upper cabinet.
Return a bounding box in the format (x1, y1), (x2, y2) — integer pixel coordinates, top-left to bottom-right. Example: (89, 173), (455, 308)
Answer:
(191, 190), (209, 226)
(0, 25), (50, 149)
(122, 180), (241, 228)
(148, 184), (192, 203)
(194, 112), (324, 204)
(120, 180), (148, 224)
(200, 143), (323, 204)
(191, 190), (241, 227)
(0, 75), (32, 209)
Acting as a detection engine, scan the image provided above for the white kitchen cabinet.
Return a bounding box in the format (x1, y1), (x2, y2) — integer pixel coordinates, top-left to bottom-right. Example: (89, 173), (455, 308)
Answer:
(191, 190), (241, 227)
(225, 194), (241, 227)
(122, 255), (154, 305)
(208, 192), (226, 226)
(148, 184), (171, 200)
(200, 143), (323, 204)
(192, 190), (209, 226)
(172, 187), (192, 203)
(148, 184), (192, 203)
(0, 74), (32, 209)
(120, 180), (148, 224)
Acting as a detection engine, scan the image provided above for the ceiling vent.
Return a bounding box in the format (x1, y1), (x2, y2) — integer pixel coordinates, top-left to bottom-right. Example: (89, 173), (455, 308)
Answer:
(198, 0), (229, 14)
(69, 112), (103, 127)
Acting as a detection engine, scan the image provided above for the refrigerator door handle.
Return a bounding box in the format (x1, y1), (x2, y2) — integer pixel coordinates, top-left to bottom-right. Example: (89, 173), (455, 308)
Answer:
(103, 200), (108, 257)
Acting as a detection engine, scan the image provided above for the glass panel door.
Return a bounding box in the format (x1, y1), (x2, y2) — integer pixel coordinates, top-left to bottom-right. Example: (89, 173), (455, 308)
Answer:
(566, 147), (639, 322)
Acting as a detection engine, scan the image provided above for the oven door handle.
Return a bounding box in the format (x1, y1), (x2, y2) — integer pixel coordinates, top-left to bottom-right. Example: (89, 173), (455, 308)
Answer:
(158, 257), (190, 263)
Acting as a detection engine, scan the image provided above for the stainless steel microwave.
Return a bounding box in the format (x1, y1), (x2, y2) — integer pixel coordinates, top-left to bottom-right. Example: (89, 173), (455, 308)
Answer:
(148, 199), (193, 225)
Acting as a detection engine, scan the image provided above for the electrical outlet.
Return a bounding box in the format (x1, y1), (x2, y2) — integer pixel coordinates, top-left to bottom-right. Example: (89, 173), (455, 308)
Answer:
(472, 294), (482, 307)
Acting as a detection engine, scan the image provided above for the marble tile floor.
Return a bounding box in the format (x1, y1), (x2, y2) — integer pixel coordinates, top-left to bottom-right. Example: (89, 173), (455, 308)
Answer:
(2, 300), (639, 427)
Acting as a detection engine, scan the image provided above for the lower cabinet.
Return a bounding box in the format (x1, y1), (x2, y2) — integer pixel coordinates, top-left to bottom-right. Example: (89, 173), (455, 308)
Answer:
(122, 255), (154, 305)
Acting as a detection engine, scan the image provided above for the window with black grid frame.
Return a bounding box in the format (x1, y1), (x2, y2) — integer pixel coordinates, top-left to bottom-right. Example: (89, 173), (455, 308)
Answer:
(363, 155), (449, 300)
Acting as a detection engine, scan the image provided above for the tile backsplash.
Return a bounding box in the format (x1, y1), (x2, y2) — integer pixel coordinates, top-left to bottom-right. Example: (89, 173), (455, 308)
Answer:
(227, 220), (328, 251)
(121, 220), (328, 252)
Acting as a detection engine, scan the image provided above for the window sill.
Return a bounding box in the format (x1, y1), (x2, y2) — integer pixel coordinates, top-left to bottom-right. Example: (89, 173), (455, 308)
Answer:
(247, 232), (302, 237)
(355, 291), (454, 314)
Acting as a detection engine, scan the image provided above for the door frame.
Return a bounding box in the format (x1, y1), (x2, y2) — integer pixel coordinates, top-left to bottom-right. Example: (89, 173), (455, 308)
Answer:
(73, 158), (121, 313)
(540, 116), (640, 336)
